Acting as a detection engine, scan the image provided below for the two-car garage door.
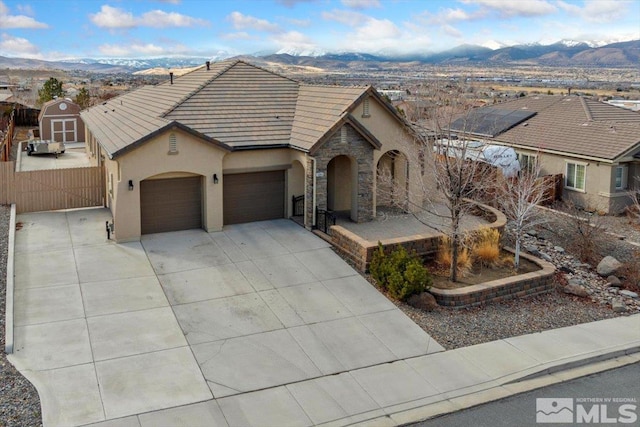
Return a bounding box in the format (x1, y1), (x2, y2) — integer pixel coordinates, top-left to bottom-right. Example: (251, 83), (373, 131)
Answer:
(140, 171), (284, 234)
(223, 170), (284, 225)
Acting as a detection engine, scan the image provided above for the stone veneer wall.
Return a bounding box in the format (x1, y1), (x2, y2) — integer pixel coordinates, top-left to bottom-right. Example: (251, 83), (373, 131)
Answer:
(330, 200), (507, 273)
(429, 249), (556, 308)
(304, 124), (374, 228)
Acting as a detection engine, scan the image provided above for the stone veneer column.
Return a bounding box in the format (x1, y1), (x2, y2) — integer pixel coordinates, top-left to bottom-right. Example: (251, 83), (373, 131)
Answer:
(308, 124), (374, 224)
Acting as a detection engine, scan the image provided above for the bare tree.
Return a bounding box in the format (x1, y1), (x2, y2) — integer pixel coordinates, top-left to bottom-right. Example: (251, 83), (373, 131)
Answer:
(495, 154), (551, 268)
(378, 81), (504, 282)
(627, 176), (640, 223)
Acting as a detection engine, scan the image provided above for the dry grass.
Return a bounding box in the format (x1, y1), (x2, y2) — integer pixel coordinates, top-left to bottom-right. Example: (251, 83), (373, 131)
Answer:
(435, 236), (472, 277)
(471, 227), (501, 268)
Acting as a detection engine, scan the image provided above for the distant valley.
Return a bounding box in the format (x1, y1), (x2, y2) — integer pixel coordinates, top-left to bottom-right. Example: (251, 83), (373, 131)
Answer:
(0, 40), (638, 74)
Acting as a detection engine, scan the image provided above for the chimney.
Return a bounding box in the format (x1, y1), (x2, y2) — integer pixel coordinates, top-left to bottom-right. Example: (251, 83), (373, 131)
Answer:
(169, 72), (174, 85)
(206, 61), (210, 71)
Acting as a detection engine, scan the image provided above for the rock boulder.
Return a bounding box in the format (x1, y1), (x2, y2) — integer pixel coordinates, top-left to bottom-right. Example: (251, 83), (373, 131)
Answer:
(596, 256), (622, 277)
(407, 292), (439, 311)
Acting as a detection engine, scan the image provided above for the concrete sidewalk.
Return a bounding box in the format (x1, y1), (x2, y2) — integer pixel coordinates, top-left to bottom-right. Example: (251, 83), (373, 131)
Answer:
(6, 208), (640, 427)
(83, 315), (639, 427)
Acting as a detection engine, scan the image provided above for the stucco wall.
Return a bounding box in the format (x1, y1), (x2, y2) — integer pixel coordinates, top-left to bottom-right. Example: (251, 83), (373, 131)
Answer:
(351, 97), (424, 214)
(103, 137), (310, 241)
(514, 147), (633, 213)
(110, 128), (226, 241)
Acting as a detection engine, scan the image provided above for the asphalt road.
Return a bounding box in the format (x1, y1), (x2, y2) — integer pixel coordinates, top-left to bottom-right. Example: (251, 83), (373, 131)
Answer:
(413, 362), (640, 427)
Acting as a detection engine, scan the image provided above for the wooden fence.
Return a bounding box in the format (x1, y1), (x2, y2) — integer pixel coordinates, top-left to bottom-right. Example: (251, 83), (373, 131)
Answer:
(1, 109), (15, 162)
(0, 161), (105, 213)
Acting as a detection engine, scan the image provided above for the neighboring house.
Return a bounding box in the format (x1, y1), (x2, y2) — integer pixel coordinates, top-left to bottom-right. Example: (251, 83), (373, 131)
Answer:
(39, 98), (86, 144)
(81, 60), (418, 242)
(449, 95), (640, 213)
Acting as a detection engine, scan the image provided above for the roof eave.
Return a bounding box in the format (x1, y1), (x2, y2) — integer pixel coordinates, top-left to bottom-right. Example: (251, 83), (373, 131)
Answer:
(110, 121), (231, 159)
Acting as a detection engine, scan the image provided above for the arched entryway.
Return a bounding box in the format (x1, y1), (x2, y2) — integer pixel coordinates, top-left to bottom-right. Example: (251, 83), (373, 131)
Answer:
(327, 155), (357, 221)
(376, 150), (409, 212)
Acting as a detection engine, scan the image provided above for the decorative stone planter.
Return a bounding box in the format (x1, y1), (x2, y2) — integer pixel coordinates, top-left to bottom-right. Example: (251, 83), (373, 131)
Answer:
(429, 248), (556, 308)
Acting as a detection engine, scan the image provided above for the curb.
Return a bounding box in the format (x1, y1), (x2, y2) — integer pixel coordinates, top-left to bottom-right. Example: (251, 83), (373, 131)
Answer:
(355, 346), (640, 427)
(5, 203), (16, 354)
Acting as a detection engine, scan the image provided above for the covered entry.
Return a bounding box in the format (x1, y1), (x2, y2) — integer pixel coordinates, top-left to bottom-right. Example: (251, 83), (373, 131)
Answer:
(140, 176), (202, 234)
(223, 170), (285, 225)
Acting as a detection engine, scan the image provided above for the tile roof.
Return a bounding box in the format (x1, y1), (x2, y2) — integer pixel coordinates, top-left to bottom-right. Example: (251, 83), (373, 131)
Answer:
(81, 60), (373, 158)
(475, 95), (640, 161)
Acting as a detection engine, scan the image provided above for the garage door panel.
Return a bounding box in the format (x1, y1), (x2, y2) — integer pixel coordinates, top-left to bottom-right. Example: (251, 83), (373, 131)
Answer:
(223, 171), (284, 225)
(141, 176), (202, 234)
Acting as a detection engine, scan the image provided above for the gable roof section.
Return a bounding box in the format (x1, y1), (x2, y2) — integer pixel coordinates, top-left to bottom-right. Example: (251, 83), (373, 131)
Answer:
(290, 85), (369, 151)
(165, 61), (298, 148)
(81, 60), (403, 159)
(475, 95), (640, 161)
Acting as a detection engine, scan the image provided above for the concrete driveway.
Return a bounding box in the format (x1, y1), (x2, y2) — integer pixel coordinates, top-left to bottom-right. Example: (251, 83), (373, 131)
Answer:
(9, 208), (443, 426)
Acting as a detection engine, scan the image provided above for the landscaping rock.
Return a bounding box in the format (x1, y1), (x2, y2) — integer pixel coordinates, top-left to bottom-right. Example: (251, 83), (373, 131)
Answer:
(563, 281), (589, 297)
(596, 256), (622, 277)
(559, 265), (574, 274)
(526, 229), (538, 237)
(540, 252), (553, 262)
(619, 290), (639, 299)
(612, 299), (627, 313)
(407, 292), (439, 311)
(554, 246), (565, 253)
(606, 275), (622, 287)
(524, 245), (540, 257)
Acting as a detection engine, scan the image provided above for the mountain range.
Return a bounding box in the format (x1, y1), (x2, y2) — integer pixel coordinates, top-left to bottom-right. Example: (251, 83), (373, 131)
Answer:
(0, 40), (638, 73)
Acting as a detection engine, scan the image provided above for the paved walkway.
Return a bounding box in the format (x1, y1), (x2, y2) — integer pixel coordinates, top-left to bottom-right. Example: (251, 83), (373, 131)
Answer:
(338, 206), (490, 241)
(7, 208), (640, 427)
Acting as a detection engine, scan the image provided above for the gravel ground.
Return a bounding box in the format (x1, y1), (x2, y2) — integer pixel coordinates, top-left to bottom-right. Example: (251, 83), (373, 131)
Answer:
(390, 206), (639, 350)
(0, 205), (42, 427)
(395, 290), (618, 350)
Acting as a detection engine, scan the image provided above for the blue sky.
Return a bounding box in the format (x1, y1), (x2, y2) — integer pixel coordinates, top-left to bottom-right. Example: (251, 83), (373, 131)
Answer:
(0, 0), (638, 59)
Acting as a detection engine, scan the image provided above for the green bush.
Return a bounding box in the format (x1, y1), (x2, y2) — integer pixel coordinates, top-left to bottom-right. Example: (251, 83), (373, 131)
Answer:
(369, 243), (431, 301)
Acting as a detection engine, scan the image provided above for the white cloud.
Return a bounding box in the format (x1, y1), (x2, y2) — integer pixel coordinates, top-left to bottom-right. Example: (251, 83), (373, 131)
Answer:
(341, 0), (381, 9)
(0, 33), (40, 56)
(15, 4), (34, 16)
(0, 0), (48, 29)
(272, 30), (315, 47)
(462, 0), (557, 17)
(557, 0), (631, 23)
(442, 24), (463, 38)
(276, 0), (317, 7)
(157, 0), (181, 4)
(97, 41), (189, 56)
(141, 10), (208, 28)
(321, 9), (369, 26)
(90, 5), (208, 29)
(286, 18), (312, 27)
(227, 11), (281, 33)
(90, 5), (137, 28)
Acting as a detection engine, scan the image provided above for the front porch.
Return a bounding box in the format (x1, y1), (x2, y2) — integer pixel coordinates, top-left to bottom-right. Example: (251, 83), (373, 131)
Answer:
(317, 203), (507, 273)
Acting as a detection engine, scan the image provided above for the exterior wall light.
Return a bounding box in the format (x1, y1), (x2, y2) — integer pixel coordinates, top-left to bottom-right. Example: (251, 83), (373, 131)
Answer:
(128, 180), (134, 191)
(213, 174), (219, 184)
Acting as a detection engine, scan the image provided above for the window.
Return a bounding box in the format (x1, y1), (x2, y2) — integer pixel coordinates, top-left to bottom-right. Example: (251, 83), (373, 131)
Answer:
(168, 133), (178, 154)
(566, 162), (586, 191)
(518, 152), (537, 174)
(362, 98), (370, 118)
(615, 165), (628, 190)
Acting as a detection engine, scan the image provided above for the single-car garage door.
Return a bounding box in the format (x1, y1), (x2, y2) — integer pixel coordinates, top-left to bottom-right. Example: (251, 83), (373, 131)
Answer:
(224, 170), (284, 225)
(140, 176), (202, 234)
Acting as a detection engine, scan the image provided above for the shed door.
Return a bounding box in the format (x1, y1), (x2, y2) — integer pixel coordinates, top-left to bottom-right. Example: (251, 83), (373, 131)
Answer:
(140, 176), (202, 234)
(51, 119), (77, 143)
(223, 171), (284, 225)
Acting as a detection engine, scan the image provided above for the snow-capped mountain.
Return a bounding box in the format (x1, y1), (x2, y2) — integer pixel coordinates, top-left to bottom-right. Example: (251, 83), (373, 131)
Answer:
(275, 47), (327, 57)
(58, 52), (233, 70)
